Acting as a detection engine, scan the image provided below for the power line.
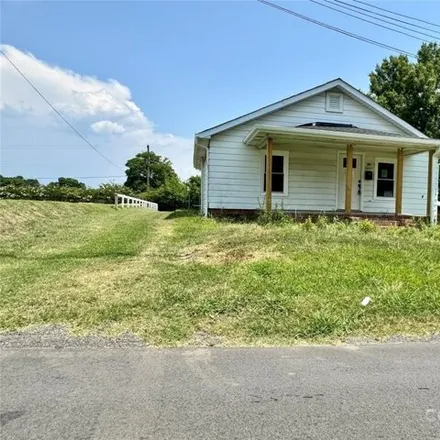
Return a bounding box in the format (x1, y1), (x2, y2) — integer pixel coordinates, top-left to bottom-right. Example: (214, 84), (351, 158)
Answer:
(333, 0), (440, 38)
(0, 49), (124, 171)
(353, 0), (440, 30)
(309, 0), (429, 43)
(257, 0), (417, 58)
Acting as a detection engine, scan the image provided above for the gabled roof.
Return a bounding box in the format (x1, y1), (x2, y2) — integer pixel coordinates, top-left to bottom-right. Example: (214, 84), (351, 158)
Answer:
(195, 78), (427, 139)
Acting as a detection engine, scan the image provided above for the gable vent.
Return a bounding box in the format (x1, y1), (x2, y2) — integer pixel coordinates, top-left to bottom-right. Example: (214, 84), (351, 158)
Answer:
(326, 92), (343, 113)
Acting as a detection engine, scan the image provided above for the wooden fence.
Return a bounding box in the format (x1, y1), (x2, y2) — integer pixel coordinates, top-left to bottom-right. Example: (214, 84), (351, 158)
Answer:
(114, 193), (158, 210)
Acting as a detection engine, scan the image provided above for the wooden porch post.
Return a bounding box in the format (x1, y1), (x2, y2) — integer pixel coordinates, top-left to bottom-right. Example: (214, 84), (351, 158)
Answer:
(427, 150), (434, 220)
(266, 137), (273, 212)
(345, 144), (353, 214)
(395, 148), (404, 216)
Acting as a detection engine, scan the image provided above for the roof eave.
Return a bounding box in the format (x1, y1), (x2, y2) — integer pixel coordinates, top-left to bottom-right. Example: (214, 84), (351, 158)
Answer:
(244, 125), (440, 149)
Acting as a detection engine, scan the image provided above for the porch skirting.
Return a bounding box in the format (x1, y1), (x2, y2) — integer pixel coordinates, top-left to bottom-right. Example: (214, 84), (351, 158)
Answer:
(209, 208), (418, 224)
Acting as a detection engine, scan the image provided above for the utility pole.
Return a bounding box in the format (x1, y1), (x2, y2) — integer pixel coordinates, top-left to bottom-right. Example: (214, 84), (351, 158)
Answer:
(146, 144), (150, 191)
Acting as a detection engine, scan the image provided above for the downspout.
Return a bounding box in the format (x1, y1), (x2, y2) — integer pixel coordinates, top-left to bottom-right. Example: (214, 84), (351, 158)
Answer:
(196, 139), (210, 217)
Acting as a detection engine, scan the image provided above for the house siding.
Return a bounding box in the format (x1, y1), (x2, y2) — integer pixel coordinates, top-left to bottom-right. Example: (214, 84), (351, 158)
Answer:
(206, 90), (432, 216)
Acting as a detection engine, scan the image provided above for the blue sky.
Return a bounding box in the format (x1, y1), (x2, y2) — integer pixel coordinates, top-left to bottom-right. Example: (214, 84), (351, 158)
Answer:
(1, 0), (439, 185)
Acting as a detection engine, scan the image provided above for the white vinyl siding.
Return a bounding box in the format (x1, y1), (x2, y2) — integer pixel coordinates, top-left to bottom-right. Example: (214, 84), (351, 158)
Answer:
(402, 152), (432, 216)
(206, 89), (431, 216)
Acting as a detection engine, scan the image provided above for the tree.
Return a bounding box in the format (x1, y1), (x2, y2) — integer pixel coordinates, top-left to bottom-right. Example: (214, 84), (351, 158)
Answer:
(56, 177), (86, 188)
(0, 175), (40, 187)
(141, 178), (187, 211)
(124, 151), (178, 192)
(369, 43), (440, 139)
(186, 175), (201, 209)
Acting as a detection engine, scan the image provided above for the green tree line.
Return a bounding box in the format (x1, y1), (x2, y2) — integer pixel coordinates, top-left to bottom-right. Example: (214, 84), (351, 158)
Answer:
(0, 152), (201, 211)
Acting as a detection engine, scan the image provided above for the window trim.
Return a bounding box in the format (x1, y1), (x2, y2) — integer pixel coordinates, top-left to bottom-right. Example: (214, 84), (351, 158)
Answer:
(325, 92), (344, 113)
(374, 158), (397, 200)
(261, 150), (289, 196)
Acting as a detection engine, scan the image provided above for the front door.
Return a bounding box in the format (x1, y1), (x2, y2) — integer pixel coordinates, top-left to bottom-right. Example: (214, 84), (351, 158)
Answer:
(338, 154), (362, 211)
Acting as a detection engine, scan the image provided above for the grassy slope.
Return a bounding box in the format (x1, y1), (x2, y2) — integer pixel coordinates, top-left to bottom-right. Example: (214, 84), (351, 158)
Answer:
(1, 200), (440, 345)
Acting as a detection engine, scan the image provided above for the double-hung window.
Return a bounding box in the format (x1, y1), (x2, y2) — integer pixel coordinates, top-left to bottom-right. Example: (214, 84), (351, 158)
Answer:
(376, 161), (395, 198)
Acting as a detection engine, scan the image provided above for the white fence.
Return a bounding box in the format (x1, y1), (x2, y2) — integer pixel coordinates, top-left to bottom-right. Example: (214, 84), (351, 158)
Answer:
(114, 193), (158, 210)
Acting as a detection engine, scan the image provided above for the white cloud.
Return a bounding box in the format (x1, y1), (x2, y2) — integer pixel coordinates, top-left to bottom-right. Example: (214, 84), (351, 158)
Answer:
(91, 120), (126, 135)
(0, 44), (195, 184)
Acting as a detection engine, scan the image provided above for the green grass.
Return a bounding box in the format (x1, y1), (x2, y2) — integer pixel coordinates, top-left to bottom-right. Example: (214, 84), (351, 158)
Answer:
(1, 200), (440, 346)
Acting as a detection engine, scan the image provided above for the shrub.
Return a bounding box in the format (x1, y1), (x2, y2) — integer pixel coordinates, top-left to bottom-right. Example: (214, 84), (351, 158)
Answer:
(257, 208), (291, 226)
(302, 216), (314, 231)
(316, 215), (329, 229)
(414, 216), (429, 230)
(357, 219), (378, 233)
(0, 182), (136, 204)
(140, 178), (187, 211)
(95, 183), (136, 204)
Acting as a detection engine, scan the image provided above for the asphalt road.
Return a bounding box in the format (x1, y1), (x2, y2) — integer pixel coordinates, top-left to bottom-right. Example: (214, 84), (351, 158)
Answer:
(1, 343), (440, 440)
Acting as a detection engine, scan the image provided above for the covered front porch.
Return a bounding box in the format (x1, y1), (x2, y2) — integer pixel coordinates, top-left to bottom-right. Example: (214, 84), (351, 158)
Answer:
(244, 124), (440, 224)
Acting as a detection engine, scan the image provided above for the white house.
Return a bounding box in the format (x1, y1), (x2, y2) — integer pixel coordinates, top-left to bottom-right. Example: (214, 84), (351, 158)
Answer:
(193, 79), (440, 223)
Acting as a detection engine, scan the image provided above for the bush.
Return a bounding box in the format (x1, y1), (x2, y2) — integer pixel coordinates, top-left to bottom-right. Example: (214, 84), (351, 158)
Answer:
(0, 182), (137, 204)
(357, 219), (378, 233)
(316, 215), (329, 229)
(95, 183), (136, 204)
(257, 208), (291, 226)
(302, 216), (314, 231)
(140, 179), (187, 211)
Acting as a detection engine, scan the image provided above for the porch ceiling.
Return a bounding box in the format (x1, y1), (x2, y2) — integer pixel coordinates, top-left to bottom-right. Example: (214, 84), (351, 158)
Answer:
(244, 125), (440, 154)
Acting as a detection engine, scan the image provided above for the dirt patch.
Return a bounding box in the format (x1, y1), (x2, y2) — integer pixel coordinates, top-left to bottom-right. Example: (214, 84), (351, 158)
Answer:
(187, 330), (224, 347)
(176, 242), (282, 264)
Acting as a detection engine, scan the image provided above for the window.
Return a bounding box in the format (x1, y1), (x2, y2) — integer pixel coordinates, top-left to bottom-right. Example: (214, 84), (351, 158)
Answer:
(376, 161), (395, 198)
(263, 152), (288, 194)
(326, 92), (343, 113)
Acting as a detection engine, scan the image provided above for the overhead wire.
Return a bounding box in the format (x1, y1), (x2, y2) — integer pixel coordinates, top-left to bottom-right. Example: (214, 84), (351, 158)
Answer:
(308, 0), (429, 43)
(0, 49), (125, 171)
(256, 0), (417, 58)
(31, 176), (126, 180)
(352, 0), (440, 30)
(331, 0), (440, 38)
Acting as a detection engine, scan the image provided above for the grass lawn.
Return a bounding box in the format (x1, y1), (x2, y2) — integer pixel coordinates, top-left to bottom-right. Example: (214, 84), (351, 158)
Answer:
(1, 199), (440, 346)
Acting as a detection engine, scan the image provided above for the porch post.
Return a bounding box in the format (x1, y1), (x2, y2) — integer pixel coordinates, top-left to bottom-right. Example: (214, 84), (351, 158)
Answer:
(395, 148), (404, 216)
(345, 144), (353, 214)
(266, 136), (273, 212)
(427, 150), (434, 221)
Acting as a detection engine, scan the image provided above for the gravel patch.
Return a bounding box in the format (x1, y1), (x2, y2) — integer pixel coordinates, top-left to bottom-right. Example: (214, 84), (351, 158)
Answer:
(0, 325), (147, 349)
(1, 325), (440, 349)
(343, 333), (440, 345)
